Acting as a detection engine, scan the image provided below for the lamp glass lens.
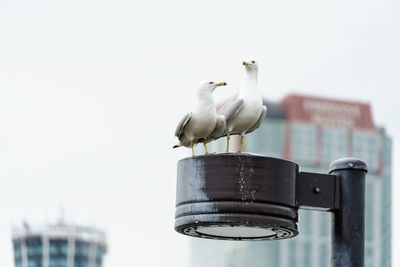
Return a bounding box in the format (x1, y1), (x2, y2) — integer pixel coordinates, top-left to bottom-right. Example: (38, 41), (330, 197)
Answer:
(196, 225), (276, 238)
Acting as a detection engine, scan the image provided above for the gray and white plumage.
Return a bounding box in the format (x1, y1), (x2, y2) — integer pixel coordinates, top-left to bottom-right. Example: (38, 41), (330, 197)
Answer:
(218, 60), (267, 151)
(174, 81), (227, 150)
(174, 114), (226, 148)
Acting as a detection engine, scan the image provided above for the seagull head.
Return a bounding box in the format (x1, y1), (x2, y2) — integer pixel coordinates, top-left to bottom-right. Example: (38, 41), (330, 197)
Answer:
(243, 60), (258, 72)
(198, 80), (227, 93)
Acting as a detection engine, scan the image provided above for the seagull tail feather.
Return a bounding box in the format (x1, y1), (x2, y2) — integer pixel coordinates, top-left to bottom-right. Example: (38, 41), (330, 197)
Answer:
(173, 145), (180, 149)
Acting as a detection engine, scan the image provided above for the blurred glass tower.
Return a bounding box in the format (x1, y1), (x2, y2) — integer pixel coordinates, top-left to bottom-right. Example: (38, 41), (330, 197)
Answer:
(191, 94), (391, 267)
(12, 221), (107, 267)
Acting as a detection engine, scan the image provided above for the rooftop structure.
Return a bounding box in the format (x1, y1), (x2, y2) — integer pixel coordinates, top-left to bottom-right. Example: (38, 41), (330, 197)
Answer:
(12, 221), (107, 267)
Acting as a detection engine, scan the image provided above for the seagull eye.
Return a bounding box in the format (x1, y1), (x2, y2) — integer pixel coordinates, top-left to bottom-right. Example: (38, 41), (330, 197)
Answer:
(251, 61), (255, 63)
(209, 82), (214, 84)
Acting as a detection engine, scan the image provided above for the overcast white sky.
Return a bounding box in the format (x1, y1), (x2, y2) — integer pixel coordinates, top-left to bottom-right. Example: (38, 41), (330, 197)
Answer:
(0, 0), (399, 266)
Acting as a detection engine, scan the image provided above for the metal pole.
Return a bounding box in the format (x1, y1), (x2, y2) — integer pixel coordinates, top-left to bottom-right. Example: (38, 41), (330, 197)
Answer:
(329, 158), (367, 267)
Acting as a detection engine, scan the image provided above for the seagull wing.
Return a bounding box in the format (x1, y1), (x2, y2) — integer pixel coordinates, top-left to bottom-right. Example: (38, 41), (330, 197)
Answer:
(209, 115), (226, 139)
(218, 98), (244, 123)
(247, 105), (267, 134)
(174, 112), (192, 139)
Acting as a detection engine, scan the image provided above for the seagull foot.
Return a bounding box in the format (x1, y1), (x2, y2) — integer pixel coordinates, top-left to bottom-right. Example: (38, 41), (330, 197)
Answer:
(205, 152), (216, 156)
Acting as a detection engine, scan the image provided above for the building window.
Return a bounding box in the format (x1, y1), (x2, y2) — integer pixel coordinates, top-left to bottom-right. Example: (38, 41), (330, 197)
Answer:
(321, 126), (347, 164)
(352, 131), (379, 172)
(95, 245), (105, 267)
(291, 123), (317, 164)
(49, 239), (68, 267)
(365, 247), (374, 267)
(299, 210), (313, 236)
(319, 243), (329, 267)
(246, 119), (285, 157)
(74, 241), (90, 267)
(304, 242), (311, 266)
(319, 212), (330, 237)
(365, 182), (374, 242)
(288, 241), (297, 267)
(26, 237), (43, 267)
(13, 240), (23, 267)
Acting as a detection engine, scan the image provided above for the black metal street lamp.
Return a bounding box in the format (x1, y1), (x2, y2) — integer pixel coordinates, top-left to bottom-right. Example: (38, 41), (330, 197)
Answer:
(175, 154), (367, 267)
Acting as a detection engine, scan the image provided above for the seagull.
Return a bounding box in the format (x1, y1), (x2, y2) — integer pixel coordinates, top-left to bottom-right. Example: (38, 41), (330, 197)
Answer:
(174, 81), (227, 156)
(218, 60), (267, 152)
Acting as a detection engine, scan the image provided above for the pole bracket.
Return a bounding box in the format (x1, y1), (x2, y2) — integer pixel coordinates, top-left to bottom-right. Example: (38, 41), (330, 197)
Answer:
(296, 172), (340, 211)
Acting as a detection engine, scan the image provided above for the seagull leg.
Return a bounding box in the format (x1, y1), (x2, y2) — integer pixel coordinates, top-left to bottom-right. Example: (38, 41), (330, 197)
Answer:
(191, 141), (195, 156)
(239, 134), (245, 153)
(226, 133), (230, 153)
(203, 141), (215, 155)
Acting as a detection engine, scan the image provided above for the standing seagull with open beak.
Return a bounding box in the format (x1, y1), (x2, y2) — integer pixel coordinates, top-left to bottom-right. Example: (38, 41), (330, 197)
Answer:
(218, 60), (267, 153)
(174, 81), (227, 156)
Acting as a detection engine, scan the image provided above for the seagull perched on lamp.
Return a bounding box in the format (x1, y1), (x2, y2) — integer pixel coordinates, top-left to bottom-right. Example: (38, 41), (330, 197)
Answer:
(173, 81), (227, 156)
(218, 60), (267, 153)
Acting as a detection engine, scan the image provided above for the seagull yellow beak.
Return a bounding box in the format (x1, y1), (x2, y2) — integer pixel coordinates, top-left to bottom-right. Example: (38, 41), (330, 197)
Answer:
(216, 82), (227, 86)
(243, 61), (249, 66)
